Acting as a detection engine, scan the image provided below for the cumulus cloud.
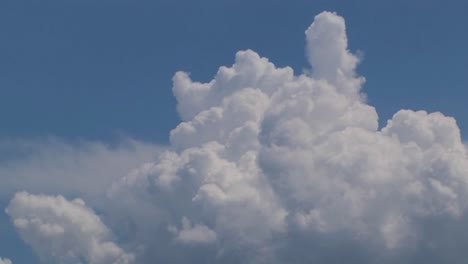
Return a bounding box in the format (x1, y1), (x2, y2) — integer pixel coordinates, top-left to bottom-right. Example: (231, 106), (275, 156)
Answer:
(6, 11), (468, 263)
(6, 192), (134, 264)
(107, 11), (468, 262)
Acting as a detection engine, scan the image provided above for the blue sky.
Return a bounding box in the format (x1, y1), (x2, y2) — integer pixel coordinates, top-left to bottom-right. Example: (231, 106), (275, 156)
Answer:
(1, 1), (468, 263)
(1, 0), (467, 143)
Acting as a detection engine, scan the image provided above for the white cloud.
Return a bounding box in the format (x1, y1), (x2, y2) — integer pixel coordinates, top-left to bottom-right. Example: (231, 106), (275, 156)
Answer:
(168, 217), (217, 244)
(0, 258), (12, 264)
(107, 11), (468, 262)
(6, 192), (134, 264)
(305, 11), (364, 95)
(5, 10), (468, 263)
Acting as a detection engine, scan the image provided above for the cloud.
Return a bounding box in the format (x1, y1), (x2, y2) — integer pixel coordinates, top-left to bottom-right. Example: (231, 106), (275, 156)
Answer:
(168, 217), (217, 244)
(0, 258), (12, 264)
(6, 11), (468, 263)
(0, 137), (161, 202)
(305, 11), (363, 95)
(6, 192), (134, 264)
(107, 10), (468, 263)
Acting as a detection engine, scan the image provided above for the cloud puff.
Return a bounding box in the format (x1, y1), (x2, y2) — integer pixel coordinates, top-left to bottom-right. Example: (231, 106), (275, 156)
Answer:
(6, 192), (134, 264)
(0, 258), (12, 264)
(305, 11), (363, 95)
(168, 217), (217, 244)
(6, 11), (468, 263)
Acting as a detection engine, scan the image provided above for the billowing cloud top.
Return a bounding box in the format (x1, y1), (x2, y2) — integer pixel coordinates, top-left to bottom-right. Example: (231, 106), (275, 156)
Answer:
(5, 11), (468, 264)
